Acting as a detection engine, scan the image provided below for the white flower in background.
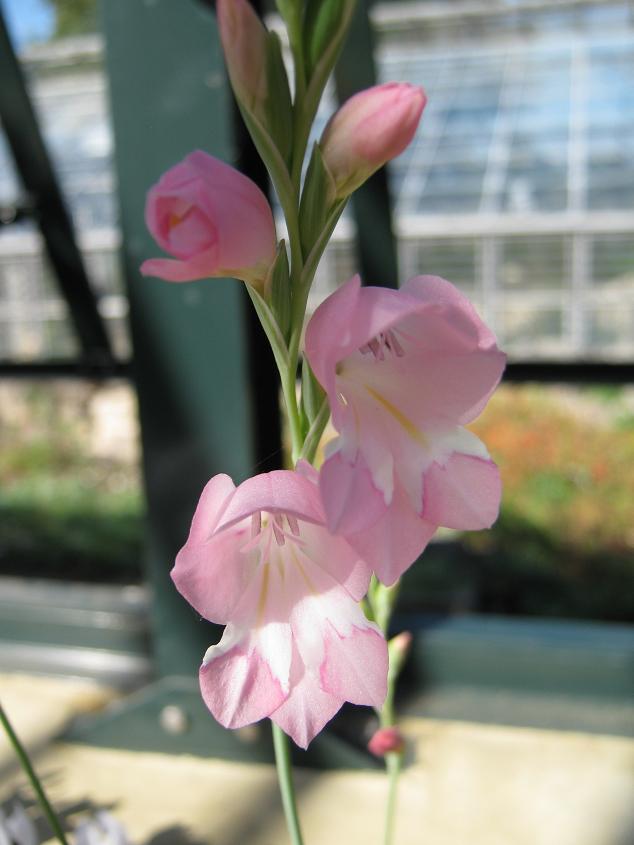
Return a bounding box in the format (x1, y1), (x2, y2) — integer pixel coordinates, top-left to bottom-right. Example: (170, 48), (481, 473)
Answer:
(74, 813), (131, 845)
(75, 810), (130, 845)
(0, 803), (38, 845)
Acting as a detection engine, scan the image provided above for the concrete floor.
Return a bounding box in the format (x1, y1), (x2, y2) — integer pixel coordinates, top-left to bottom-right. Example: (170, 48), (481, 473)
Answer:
(1, 673), (633, 845)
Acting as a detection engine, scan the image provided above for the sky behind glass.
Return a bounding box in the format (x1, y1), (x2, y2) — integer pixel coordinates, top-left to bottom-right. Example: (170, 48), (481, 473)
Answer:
(1, 0), (54, 47)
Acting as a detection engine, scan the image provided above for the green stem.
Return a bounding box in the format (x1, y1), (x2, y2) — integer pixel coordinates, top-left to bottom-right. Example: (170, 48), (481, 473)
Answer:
(367, 579), (406, 845)
(0, 702), (69, 845)
(283, 361), (304, 463)
(272, 722), (305, 845)
(291, 103), (311, 191)
(298, 398), (330, 464)
(383, 752), (402, 845)
(372, 577), (401, 637)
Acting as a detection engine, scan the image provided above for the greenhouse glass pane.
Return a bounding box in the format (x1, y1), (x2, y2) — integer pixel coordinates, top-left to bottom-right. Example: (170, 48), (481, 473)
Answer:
(498, 307), (564, 345)
(592, 235), (634, 287)
(499, 237), (568, 290)
(588, 163), (634, 210)
(44, 318), (78, 358)
(501, 164), (568, 212)
(588, 307), (634, 350)
(414, 239), (478, 290)
(419, 192), (481, 213)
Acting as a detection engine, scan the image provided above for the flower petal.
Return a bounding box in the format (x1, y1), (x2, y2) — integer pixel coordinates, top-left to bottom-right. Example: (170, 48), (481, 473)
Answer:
(172, 526), (253, 624)
(319, 450), (388, 535)
(295, 520), (371, 602)
(321, 624), (387, 708)
(172, 475), (256, 624)
(290, 578), (388, 712)
(422, 453), (501, 530)
(345, 480), (437, 585)
(270, 647), (342, 749)
(304, 274), (364, 399)
(186, 474), (237, 541)
(402, 274), (499, 350)
(199, 624), (289, 730)
(140, 256), (220, 282)
(217, 469), (324, 530)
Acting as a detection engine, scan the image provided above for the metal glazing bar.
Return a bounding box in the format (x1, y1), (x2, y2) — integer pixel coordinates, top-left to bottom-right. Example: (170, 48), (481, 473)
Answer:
(0, 360), (130, 378)
(0, 9), (114, 365)
(503, 361), (634, 384)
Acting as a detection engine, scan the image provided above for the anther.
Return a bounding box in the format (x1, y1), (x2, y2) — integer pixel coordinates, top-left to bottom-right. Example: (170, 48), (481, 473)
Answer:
(287, 515), (300, 536)
(387, 330), (405, 357)
(368, 337), (383, 360)
(359, 330), (405, 361)
(251, 511), (261, 538)
(272, 515), (285, 546)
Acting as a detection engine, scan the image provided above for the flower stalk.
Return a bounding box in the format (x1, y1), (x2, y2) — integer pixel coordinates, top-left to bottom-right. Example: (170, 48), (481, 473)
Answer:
(367, 580), (411, 845)
(140, 4), (504, 845)
(0, 701), (69, 845)
(272, 723), (305, 845)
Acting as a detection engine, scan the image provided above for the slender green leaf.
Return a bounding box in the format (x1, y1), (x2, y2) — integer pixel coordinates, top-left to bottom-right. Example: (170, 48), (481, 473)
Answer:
(301, 357), (326, 426)
(298, 394), (331, 464)
(274, 0), (298, 22)
(246, 285), (290, 377)
(268, 241), (292, 341)
(299, 143), (336, 257)
(265, 32), (293, 166)
(300, 198), (347, 294)
(304, 0), (356, 81)
(236, 100), (295, 224)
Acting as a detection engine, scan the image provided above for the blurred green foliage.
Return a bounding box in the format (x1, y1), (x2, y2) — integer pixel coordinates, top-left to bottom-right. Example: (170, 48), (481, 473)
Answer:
(1, 382), (633, 619)
(45, 0), (98, 38)
(0, 382), (143, 583)
(402, 385), (634, 622)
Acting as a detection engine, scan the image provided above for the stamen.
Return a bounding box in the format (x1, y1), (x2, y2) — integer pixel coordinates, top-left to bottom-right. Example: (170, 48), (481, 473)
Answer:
(272, 515), (285, 546)
(287, 515), (300, 536)
(368, 337), (383, 360)
(387, 330), (405, 357)
(358, 330), (405, 361)
(251, 511), (261, 538)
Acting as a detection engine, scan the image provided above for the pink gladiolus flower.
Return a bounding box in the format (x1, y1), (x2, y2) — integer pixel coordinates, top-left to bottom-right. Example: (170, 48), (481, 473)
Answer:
(320, 83), (426, 198)
(305, 275), (506, 585)
(368, 726), (405, 756)
(141, 150), (276, 289)
(171, 464), (388, 749)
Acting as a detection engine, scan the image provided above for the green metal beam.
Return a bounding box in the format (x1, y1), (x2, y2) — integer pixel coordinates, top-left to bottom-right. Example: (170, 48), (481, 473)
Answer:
(335, 0), (400, 288)
(101, 0), (273, 678)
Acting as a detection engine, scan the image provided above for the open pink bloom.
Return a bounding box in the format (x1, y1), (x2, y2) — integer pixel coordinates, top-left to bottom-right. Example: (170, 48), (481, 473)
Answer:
(305, 275), (506, 585)
(141, 150), (276, 290)
(171, 464), (387, 749)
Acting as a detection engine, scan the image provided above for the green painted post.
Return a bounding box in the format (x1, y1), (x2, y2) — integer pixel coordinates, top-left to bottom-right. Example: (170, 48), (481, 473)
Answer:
(101, 0), (265, 677)
(335, 0), (400, 288)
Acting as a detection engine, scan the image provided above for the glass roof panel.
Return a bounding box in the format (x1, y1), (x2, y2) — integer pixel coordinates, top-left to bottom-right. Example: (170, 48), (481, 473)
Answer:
(380, 22), (633, 217)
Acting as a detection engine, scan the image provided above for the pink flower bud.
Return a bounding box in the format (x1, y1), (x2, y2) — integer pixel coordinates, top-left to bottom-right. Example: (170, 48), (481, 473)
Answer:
(217, 0), (268, 121)
(141, 150), (276, 290)
(368, 726), (405, 757)
(320, 83), (426, 198)
(390, 631), (413, 660)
